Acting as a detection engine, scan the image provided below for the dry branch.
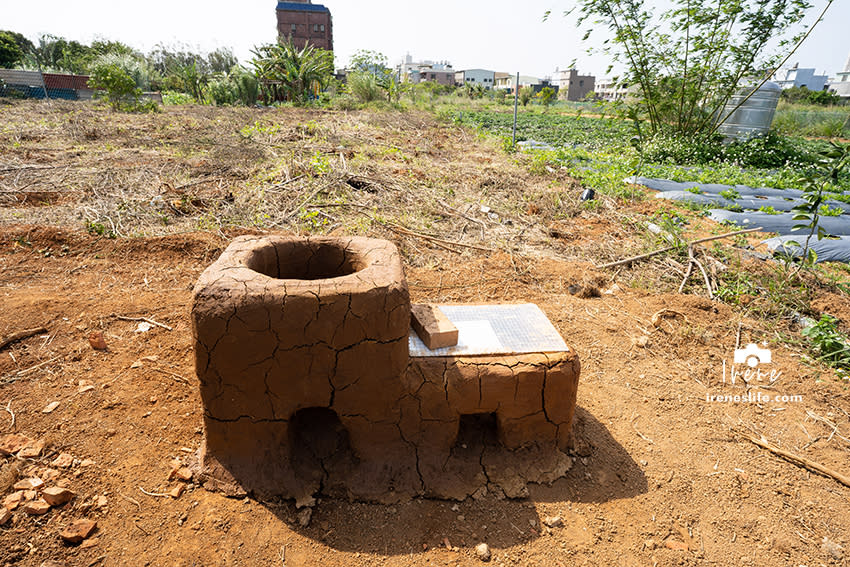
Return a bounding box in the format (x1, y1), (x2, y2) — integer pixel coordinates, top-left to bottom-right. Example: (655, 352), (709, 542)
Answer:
(138, 486), (171, 498)
(114, 315), (173, 331)
(0, 327), (47, 351)
(743, 433), (850, 488)
(385, 221), (496, 252)
(3, 400), (14, 431)
(596, 227), (764, 269)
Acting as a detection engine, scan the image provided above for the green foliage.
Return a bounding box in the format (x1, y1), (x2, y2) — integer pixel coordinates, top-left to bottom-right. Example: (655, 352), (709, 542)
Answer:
(638, 131), (818, 169)
(170, 60), (207, 102)
(251, 40), (333, 104)
(536, 87), (557, 107)
(162, 91), (195, 105)
(719, 188), (741, 200)
(348, 72), (382, 103)
(92, 52), (154, 91)
(147, 43), (242, 100)
(802, 314), (850, 370)
(787, 142), (850, 265)
(519, 86), (534, 107)
(0, 30), (34, 56)
(19, 34), (137, 74)
(454, 110), (636, 151)
(558, 0), (817, 139)
(0, 32), (24, 68)
(85, 220), (116, 238)
(818, 204), (843, 217)
(207, 65), (259, 106)
(773, 104), (850, 139)
(348, 50), (389, 75)
(207, 47), (238, 74)
(781, 85), (842, 107)
(88, 62), (157, 112)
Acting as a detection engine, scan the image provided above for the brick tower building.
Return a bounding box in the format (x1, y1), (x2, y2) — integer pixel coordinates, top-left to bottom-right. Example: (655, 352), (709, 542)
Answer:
(276, 1), (333, 51)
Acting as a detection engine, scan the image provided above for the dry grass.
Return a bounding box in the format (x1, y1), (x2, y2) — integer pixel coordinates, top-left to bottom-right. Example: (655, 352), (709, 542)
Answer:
(0, 99), (609, 270)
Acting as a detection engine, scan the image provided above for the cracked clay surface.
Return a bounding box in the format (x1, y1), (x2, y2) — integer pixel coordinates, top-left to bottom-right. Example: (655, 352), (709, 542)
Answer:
(191, 235), (579, 503)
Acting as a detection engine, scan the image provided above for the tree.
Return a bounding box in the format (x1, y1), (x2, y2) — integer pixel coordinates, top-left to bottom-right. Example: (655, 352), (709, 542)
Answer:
(519, 86), (534, 106)
(207, 47), (238, 74)
(346, 49), (405, 103)
(208, 65), (259, 106)
(251, 40), (333, 104)
(348, 71), (382, 102)
(348, 49), (389, 75)
(0, 31), (34, 55)
(553, 0), (828, 139)
(0, 30), (33, 68)
(171, 61), (207, 102)
(89, 62), (142, 110)
(0, 33), (23, 68)
(536, 86), (556, 106)
(22, 34), (93, 73)
(781, 85), (841, 106)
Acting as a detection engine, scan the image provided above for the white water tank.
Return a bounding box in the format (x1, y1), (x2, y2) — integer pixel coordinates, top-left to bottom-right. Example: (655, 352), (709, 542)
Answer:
(717, 81), (781, 141)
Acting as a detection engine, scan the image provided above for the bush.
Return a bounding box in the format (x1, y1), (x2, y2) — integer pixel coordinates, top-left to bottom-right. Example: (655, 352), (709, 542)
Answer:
(207, 66), (259, 106)
(89, 62), (157, 112)
(162, 90), (195, 105)
(89, 63), (141, 109)
(0, 32), (23, 68)
(781, 86), (843, 107)
(348, 72), (382, 103)
(638, 130), (816, 168)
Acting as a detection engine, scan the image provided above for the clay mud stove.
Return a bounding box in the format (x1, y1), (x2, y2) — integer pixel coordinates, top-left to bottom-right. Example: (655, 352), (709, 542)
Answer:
(191, 236), (580, 503)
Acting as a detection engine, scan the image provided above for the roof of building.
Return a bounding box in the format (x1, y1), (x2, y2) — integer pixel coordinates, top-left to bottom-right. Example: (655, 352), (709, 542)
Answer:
(276, 2), (330, 12)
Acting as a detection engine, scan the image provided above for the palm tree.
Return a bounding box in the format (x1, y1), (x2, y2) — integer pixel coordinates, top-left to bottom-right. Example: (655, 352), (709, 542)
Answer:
(250, 40), (333, 104)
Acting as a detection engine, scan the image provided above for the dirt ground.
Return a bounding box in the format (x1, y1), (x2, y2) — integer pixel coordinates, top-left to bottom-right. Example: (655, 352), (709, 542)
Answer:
(1, 100), (849, 567)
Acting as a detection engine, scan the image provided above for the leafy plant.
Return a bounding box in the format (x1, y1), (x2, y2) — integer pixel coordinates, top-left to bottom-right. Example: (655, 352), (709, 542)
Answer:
(0, 32), (23, 68)
(519, 86), (534, 107)
(553, 0), (826, 140)
(719, 189), (741, 201)
(789, 141), (850, 267)
(818, 204), (844, 217)
(207, 65), (259, 106)
(348, 72), (383, 103)
(251, 40), (333, 104)
(781, 85), (842, 107)
(802, 314), (850, 370)
(88, 63), (142, 110)
(536, 87), (557, 107)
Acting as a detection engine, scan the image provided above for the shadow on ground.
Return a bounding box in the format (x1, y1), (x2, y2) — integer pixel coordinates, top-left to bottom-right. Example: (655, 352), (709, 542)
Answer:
(258, 406), (647, 555)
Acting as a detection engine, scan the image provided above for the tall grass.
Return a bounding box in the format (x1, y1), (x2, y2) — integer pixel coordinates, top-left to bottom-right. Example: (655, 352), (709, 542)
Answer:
(773, 101), (850, 139)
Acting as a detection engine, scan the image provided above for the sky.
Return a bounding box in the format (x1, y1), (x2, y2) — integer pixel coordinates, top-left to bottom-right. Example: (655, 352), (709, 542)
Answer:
(4, 0), (849, 80)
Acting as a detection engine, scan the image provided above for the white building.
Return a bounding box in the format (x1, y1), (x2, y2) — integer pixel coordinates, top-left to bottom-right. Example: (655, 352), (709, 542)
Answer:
(397, 54), (455, 85)
(493, 74), (542, 91)
(455, 69), (496, 89)
(773, 64), (829, 91)
(828, 53), (850, 99)
(595, 78), (630, 102)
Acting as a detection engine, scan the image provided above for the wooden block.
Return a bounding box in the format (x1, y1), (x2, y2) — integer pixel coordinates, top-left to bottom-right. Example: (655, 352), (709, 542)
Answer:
(411, 304), (459, 350)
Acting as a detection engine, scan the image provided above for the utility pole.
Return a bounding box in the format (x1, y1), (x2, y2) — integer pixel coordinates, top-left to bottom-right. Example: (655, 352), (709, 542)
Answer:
(512, 72), (519, 147)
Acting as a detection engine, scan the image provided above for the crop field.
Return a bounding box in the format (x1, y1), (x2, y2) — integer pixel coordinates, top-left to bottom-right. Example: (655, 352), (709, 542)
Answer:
(0, 98), (849, 567)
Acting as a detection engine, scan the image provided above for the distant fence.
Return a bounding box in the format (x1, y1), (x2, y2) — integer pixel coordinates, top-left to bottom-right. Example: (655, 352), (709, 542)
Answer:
(0, 69), (161, 103)
(0, 69), (92, 100)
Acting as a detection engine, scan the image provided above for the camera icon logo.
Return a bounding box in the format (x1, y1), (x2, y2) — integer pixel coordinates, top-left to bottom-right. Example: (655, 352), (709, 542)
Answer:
(733, 343), (772, 368)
